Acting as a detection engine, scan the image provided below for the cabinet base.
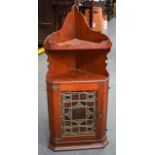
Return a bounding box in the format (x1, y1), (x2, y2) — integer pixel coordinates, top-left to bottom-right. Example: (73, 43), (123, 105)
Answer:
(48, 137), (109, 151)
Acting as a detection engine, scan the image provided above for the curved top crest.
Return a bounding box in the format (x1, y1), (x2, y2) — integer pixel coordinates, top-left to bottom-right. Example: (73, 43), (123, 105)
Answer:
(44, 5), (112, 51)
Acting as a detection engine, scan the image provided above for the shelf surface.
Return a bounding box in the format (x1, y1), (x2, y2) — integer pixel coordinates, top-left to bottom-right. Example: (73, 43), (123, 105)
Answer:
(45, 38), (111, 51)
(57, 39), (98, 47)
(47, 69), (108, 83)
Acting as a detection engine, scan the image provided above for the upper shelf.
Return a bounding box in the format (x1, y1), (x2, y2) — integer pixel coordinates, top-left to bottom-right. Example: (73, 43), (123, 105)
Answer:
(43, 5), (112, 52)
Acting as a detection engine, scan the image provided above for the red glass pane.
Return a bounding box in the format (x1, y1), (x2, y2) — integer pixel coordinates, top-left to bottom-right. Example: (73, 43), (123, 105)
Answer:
(72, 108), (86, 119)
(73, 128), (78, 132)
(87, 102), (94, 106)
(65, 121), (71, 126)
(72, 94), (79, 100)
(80, 94), (86, 100)
(64, 103), (71, 107)
(80, 127), (86, 132)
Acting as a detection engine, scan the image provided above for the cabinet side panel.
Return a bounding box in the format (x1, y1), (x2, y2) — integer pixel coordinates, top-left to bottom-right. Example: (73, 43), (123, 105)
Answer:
(47, 83), (62, 142)
(102, 79), (109, 133)
(47, 83), (55, 139)
(96, 81), (109, 139)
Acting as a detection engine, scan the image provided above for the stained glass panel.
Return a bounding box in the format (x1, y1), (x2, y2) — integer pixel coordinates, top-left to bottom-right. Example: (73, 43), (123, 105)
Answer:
(61, 91), (97, 136)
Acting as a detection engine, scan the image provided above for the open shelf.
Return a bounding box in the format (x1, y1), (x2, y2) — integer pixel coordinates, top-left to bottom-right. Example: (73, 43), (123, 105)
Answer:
(48, 38), (112, 51)
(57, 39), (98, 47)
(47, 69), (108, 83)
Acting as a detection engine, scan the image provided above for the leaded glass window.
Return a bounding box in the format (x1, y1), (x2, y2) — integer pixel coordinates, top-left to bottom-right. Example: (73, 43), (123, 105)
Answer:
(61, 91), (97, 136)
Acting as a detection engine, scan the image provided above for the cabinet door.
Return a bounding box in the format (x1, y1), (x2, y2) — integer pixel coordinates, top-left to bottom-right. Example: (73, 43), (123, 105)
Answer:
(50, 82), (108, 144)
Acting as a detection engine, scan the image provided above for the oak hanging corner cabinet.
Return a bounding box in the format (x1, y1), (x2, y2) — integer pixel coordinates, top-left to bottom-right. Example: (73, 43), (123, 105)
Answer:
(43, 5), (112, 151)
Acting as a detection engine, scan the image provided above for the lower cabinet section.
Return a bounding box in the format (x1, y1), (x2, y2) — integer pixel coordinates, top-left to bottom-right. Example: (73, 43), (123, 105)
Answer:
(47, 80), (109, 151)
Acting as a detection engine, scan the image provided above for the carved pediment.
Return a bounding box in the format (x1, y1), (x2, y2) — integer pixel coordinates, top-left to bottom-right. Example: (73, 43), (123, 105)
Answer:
(44, 5), (112, 51)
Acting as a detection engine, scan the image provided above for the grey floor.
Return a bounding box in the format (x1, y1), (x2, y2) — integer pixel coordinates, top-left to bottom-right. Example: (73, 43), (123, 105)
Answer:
(38, 18), (116, 155)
